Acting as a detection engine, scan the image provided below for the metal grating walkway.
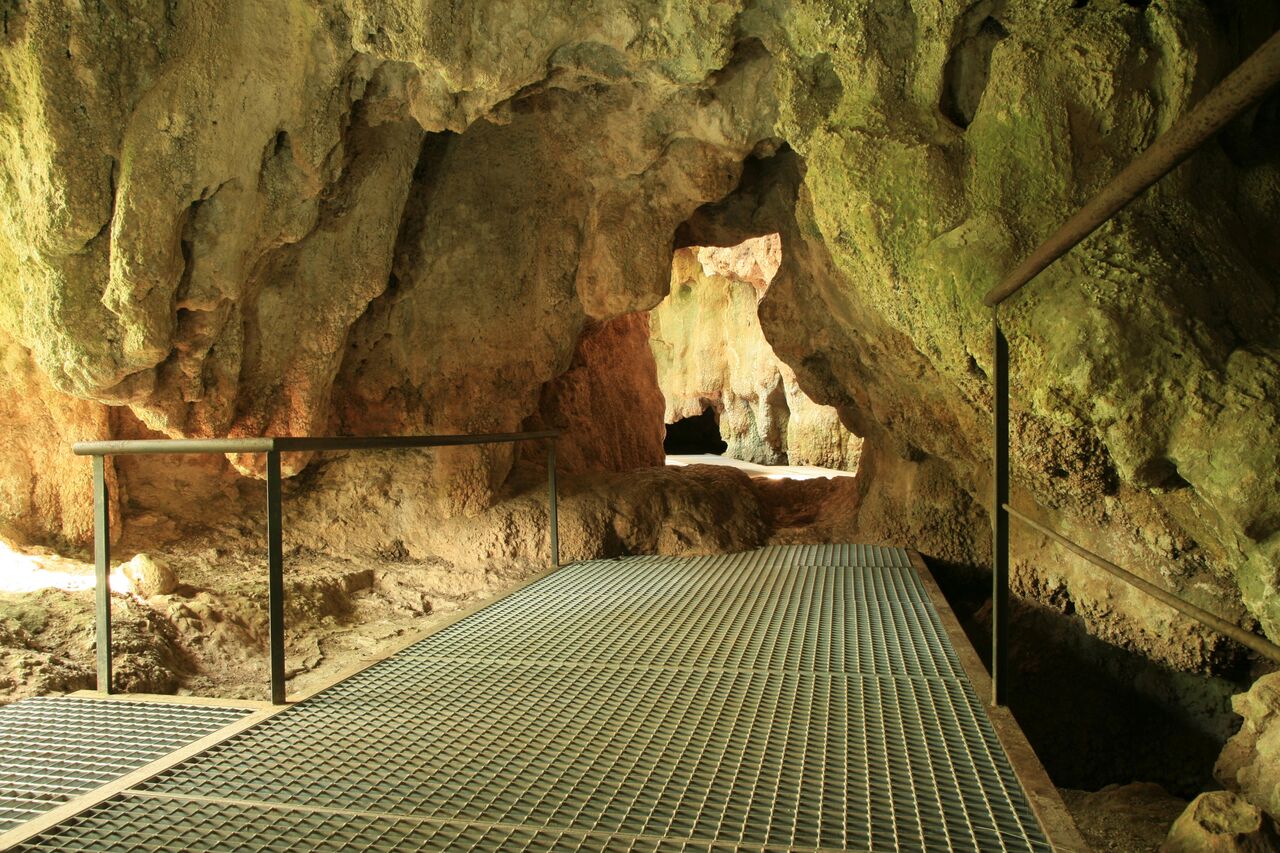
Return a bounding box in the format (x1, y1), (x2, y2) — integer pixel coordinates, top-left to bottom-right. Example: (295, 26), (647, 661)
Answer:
(0, 697), (250, 833)
(11, 546), (1052, 851)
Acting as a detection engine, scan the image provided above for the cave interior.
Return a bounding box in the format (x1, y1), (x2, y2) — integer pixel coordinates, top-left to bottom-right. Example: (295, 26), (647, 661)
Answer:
(0, 1), (1278, 850)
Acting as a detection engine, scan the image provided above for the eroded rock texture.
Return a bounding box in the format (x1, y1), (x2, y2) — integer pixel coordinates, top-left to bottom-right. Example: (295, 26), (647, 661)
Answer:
(1216, 672), (1280, 821)
(1161, 791), (1280, 853)
(1, 0), (1279, 793)
(527, 312), (666, 476)
(0, 329), (111, 545)
(651, 236), (862, 469)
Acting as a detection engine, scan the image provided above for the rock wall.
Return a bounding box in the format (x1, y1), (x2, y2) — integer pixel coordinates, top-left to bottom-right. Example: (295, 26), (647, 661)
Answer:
(526, 312), (666, 476)
(650, 236), (862, 470)
(1216, 672), (1280, 821)
(0, 0), (1277, 756)
(0, 329), (112, 545)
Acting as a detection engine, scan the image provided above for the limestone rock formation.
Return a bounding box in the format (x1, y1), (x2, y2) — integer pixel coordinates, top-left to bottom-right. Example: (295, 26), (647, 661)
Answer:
(121, 553), (178, 598)
(1161, 791), (1279, 853)
(287, 454), (769, 569)
(1215, 672), (1280, 821)
(0, 0), (1275, 790)
(651, 237), (862, 470)
(526, 312), (666, 476)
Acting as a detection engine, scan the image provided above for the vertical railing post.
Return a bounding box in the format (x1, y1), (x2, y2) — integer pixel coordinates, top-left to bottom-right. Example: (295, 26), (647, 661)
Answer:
(265, 450), (287, 705)
(992, 313), (1010, 706)
(547, 438), (559, 568)
(92, 455), (112, 694)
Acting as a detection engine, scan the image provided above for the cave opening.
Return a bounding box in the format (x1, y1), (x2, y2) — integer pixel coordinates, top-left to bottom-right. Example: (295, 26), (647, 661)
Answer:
(662, 406), (728, 455)
(643, 139), (1268, 827)
(649, 231), (862, 481)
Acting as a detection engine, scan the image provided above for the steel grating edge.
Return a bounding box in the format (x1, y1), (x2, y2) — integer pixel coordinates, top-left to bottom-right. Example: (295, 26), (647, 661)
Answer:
(0, 697), (254, 837)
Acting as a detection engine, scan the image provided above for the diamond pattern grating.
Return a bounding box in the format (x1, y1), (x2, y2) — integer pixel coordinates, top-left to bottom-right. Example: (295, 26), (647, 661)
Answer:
(0, 697), (249, 833)
(12, 545), (1052, 852)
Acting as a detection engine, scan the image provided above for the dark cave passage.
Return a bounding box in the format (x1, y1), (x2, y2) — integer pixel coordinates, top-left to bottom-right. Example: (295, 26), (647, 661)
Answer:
(662, 407), (728, 455)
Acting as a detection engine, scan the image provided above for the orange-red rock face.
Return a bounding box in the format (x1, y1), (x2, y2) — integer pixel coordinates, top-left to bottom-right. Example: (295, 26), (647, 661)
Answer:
(0, 330), (112, 544)
(530, 312), (666, 476)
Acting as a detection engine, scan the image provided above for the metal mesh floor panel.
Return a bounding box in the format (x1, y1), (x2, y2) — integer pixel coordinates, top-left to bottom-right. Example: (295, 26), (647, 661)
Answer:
(588, 545), (911, 571)
(755, 544), (912, 569)
(16, 794), (748, 852)
(136, 666), (1042, 851)
(401, 557), (965, 679)
(0, 697), (249, 833)
(14, 546), (1051, 852)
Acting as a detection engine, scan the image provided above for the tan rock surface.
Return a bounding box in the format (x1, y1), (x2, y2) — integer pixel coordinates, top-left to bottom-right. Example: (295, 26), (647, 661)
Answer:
(1215, 672), (1280, 821)
(121, 553), (178, 598)
(1161, 791), (1279, 853)
(287, 455), (768, 568)
(651, 237), (862, 470)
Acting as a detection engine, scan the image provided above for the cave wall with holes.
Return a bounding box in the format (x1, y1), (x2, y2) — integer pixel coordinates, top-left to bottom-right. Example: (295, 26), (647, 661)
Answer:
(1, 0), (1279, 679)
(650, 236), (862, 470)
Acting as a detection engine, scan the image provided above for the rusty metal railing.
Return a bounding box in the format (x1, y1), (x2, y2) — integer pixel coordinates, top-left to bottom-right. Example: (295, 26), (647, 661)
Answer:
(73, 431), (560, 705)
(982, 31), (1280, 704)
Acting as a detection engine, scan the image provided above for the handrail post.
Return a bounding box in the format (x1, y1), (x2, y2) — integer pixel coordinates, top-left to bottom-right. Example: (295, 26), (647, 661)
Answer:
(547, 438), (559, 568)
(91, 455), (112, 694)
(992, 313), (1010, 706)
(266, 451), (287, 704)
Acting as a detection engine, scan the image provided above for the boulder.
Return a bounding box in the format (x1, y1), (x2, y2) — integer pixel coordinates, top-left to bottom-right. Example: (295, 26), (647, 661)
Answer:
(121, 554), (178, 598)
(1215, 672), (1280, 821)
(1161, 791), (1279, 853)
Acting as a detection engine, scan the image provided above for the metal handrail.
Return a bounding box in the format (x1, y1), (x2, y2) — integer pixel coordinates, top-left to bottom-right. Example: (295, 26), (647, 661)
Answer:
(76, 430), (561, 705)
(72, 431), (558, 456)
(986, 30), (1280, 703)
(1005, 504), (1280, 665)
(983, 30), (1280, 307)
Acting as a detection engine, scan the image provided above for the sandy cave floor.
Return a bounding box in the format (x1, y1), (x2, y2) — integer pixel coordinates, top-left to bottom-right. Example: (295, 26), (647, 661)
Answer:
(0, 539), (544, 705)
(0, 457), (850, 706)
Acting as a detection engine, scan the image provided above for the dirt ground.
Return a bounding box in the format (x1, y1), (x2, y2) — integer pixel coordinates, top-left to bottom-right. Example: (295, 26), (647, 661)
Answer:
(0, 542), (545, 704)
(1060, 784), (1188, 852)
